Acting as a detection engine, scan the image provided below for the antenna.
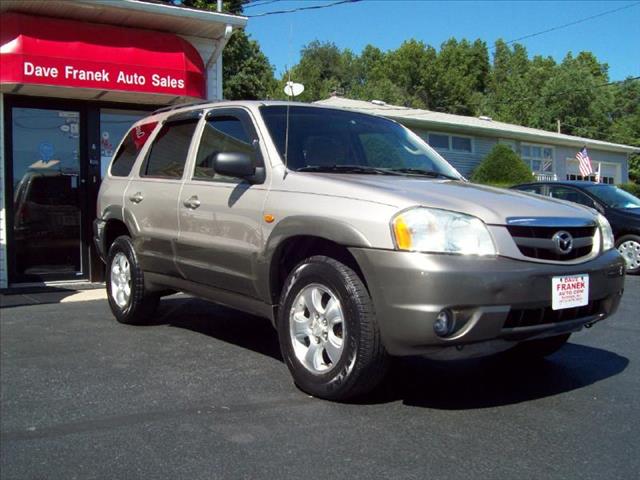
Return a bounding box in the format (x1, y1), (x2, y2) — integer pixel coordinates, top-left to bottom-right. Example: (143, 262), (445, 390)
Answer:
(284, 22), (293, 176)
(284, 66), (291, 171)
(282, 23), (304, 176)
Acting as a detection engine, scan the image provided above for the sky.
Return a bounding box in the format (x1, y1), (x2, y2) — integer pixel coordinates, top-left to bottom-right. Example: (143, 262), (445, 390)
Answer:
(244, 0), (640, 81)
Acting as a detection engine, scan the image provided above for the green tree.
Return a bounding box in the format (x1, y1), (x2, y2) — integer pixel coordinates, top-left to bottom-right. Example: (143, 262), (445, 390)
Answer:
(535, 53), (613, 139)
(382, 39), (437, 108)
(280, 41), (356, 102)
(177, 0), (276, 100)
(222, 30), (277, 100)
(471, 144), (534, 185)
(610, 78), (640, 183)
(431, 38), (489, 115)
(484, 41), (533, 125)
(350, 45), (405, 104)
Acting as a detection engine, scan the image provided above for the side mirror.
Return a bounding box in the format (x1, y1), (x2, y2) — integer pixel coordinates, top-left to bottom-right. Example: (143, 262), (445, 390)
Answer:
(213, 152), (256, 179)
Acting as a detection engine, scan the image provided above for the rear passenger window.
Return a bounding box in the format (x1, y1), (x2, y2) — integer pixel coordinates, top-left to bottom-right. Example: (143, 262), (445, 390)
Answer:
(110, 122), (158, 177)
(142, 120), (198, 179)
(193, 115), (255, 181)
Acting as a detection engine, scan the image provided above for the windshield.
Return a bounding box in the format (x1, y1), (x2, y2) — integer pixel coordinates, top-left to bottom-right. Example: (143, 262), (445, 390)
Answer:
(259, 105), (462, 179)
(583, 184), (640, 209)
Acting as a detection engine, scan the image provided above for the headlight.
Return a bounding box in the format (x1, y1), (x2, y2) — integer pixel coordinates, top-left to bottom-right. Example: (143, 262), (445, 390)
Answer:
(597, 213), (614, 251)
(391, 208), (496, 255)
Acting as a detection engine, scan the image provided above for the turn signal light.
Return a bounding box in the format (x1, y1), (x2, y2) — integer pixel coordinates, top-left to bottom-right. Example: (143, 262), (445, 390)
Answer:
(392, 216), (412, 250)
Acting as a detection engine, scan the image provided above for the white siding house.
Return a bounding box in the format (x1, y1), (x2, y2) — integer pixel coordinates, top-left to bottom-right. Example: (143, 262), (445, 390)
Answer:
(316, 97), (638, 183)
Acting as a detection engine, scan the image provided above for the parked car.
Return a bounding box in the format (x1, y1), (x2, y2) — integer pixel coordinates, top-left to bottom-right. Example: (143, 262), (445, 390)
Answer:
(511, 181), (640, 274)
(94, 102), (626, 401)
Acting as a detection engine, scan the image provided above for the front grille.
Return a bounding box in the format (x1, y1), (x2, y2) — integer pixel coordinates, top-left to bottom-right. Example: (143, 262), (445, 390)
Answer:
(503, 299), (603, 329)
(507, 225), (596, 261)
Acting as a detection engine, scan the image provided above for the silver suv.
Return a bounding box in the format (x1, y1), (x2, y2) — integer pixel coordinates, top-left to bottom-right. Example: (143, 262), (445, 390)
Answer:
(95, 101), (626, 400)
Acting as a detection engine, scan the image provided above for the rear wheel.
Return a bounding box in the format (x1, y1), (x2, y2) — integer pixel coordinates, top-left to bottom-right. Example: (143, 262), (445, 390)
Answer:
(616, 234), (640, 274)
(277, 255), (388, 401)
(509, 333), (571, 360)
(106, 236), (159, 324)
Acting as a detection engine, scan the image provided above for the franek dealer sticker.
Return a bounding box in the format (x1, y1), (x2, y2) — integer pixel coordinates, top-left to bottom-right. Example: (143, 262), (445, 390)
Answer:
(552, 274), (589, 310)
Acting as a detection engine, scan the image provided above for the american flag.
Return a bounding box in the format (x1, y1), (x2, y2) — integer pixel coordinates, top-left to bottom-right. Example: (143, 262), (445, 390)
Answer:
(576, 147), (593, 178)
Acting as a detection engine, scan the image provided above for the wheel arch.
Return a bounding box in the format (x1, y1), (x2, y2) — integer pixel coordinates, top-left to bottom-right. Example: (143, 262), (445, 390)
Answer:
(257, 216), (372, 309)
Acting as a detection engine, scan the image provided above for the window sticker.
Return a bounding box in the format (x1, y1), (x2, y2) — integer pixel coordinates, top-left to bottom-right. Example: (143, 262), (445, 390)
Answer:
(131, 122), (158, 150)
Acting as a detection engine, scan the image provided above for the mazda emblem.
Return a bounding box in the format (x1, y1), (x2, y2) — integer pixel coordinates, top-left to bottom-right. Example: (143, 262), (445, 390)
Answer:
(552, 231), (574, 255)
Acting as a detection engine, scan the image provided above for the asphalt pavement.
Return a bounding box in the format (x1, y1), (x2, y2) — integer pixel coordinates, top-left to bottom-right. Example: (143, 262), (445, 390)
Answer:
(1, 277), (639, 480)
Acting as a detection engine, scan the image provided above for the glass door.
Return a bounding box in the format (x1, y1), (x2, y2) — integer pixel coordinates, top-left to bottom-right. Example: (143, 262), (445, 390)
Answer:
(10, 107), (86, 282)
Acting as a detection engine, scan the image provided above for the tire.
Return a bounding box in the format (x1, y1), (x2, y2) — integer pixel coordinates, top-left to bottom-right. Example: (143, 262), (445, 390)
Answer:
(277, 255), (388, 401)
(615, 234), (640, 275)
(509, 333), (571, 361)
(106, 236), (159, 325)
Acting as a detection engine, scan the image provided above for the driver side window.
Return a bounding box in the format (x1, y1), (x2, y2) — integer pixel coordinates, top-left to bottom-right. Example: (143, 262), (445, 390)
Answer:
(548, 186), (596, 208)
(193, 114), (257, 182)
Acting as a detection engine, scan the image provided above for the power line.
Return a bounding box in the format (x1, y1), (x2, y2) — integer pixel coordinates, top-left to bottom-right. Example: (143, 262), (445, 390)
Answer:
(332, 77), (639, 114)
(243, 0), (282, 9)
(496, 2), (640, 51)
(486, 76), (640, 108)
(246, 0), (361, 18)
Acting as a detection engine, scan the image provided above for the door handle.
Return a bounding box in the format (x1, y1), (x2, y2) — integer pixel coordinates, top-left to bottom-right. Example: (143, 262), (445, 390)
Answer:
(129, 192), (144, 203)
(183, 196), (201, 209)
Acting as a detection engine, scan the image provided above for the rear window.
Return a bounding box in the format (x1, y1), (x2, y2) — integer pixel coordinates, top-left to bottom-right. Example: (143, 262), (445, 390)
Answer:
(110, 122), (157, 177)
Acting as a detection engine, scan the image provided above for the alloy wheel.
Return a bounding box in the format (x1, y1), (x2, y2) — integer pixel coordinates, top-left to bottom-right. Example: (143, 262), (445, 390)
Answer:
(289, 283), (346, 374)
(110, 252), (131, 308)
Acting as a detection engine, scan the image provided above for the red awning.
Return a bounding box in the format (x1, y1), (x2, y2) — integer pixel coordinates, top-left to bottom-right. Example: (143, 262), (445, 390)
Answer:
(0, 13), (206, 99)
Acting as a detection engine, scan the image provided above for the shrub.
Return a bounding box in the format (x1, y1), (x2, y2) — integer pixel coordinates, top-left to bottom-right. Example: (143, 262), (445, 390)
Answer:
(471, 144), (534, 185)
(618, 182), (640, 197)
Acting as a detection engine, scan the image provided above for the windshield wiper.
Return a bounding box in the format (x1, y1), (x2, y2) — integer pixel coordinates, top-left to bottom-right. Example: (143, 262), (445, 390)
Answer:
(387, 168), (460, 180)
(296, 165), (403, 175)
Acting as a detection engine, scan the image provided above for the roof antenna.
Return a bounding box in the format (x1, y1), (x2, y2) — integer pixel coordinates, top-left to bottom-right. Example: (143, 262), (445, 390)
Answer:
(282, 22), (304, 177)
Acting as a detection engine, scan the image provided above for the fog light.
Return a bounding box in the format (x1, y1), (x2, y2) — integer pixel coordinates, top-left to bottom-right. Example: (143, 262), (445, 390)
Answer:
(434, 309), (455, 337)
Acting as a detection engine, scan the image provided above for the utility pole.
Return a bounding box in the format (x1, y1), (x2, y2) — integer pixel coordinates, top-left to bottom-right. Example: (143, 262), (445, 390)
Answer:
(557, 119), (561, 134)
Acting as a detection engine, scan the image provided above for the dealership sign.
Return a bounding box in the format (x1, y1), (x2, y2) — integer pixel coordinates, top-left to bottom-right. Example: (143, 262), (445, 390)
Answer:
(1, 13), (206, 98)
(20, 60), (187, 92)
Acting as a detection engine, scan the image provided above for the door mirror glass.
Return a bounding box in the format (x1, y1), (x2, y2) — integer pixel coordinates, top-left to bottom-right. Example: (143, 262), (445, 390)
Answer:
(213, 151), (255, 179)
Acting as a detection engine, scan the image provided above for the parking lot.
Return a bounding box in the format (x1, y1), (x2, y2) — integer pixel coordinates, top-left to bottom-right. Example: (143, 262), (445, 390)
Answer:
(1, 276), (639, 480)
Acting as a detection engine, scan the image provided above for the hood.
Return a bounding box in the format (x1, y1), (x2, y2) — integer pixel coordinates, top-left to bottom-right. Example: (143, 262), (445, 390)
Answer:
(281, 173), (597, 225)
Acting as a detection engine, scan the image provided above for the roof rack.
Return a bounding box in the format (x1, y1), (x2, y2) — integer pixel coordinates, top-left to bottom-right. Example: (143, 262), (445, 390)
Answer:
(152, 99), (217, 115)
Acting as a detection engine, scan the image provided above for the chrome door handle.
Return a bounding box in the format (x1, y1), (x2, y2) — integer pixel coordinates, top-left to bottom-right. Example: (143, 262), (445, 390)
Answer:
(183, 196), (201, 209)
(129, 192), (144, 203)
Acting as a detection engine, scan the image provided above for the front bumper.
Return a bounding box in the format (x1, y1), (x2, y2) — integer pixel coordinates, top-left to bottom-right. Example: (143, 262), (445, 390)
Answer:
(349, 248), (626, 357)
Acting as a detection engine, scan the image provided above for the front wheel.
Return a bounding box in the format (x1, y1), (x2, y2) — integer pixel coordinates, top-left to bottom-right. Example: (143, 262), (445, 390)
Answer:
(277, 256), (388, 401)
(616, 234), (640, 274)
(106, 236), (159, 324)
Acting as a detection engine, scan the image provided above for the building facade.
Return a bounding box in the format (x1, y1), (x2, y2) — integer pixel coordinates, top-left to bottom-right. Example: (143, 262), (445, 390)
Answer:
(0, 0), (246, 289)
(316, 97), (638, 184)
